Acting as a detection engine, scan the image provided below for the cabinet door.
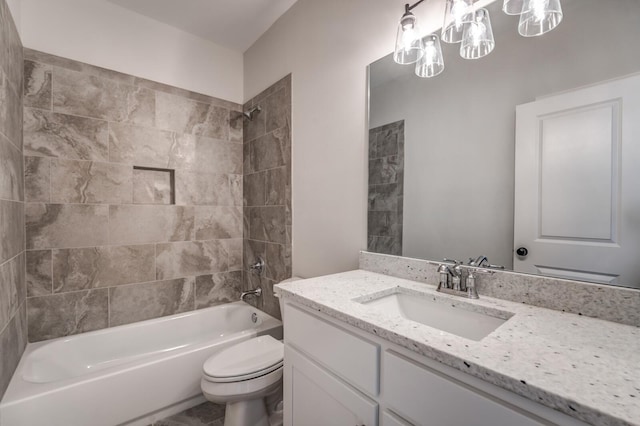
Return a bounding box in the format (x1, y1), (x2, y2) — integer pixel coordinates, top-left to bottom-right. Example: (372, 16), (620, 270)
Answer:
(284, 346), (378, 426)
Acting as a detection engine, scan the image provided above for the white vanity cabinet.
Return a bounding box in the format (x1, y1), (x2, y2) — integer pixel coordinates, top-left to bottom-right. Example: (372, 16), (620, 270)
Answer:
(282, 301), (589, 426)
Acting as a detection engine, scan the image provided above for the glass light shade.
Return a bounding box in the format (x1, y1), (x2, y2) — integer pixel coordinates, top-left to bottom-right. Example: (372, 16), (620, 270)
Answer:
(502, 0), (526, 15)
(441, 0), (475, 44)
(415, 34), (445, 78)
(460, 8), (495, 59)
(518, 0), (563, 37)
(394, 13), (425, 64)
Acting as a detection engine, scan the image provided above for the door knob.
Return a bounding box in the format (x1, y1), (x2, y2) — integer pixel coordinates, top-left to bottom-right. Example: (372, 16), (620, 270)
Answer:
(516, 247), (528, 257)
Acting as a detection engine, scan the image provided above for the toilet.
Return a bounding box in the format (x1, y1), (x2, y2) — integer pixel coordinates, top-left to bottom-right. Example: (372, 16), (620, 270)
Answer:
(201, 335), (284, 426)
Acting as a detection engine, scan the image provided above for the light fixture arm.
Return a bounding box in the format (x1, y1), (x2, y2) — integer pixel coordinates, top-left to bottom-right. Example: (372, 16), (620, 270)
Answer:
(405, 0), (427, 14)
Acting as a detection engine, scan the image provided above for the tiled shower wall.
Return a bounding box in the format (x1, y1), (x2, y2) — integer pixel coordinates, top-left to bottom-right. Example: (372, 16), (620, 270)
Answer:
(23, 49), (245, 342)
(0, 0), (25, 399)
(243, 75), (292, 319)
(368, 120), (404, 256)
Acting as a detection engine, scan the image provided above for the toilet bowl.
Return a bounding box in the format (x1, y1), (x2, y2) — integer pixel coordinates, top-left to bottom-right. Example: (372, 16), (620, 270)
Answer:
(201, 335), (284, 426)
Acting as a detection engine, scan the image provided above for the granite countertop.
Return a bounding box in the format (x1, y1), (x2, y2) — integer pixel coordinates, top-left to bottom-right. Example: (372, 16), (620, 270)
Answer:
(275, 270), (640, 426)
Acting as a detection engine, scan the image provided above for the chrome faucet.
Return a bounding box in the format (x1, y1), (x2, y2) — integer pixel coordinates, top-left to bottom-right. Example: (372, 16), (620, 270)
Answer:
(468, 255), (505, 270)
(437, 259), (478, 299)
(240, 287), (262, 302)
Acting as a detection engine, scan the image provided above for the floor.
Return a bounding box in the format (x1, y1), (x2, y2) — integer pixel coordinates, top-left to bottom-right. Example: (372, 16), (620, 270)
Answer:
(152, 402), (226, 426)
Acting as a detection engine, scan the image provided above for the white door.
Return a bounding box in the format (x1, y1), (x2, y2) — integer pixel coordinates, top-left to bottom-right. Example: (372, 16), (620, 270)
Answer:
(514, 74), (640, 287)
(284, 346), (378, 426)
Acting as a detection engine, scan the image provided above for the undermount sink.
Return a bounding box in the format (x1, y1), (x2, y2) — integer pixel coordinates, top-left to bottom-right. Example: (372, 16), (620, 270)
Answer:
(358, 290), (512, 341)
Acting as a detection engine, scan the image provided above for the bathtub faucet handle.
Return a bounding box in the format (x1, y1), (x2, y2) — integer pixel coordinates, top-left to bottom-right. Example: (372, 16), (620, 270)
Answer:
(241, 287), (262, 302)
(250, 257), (265, 275)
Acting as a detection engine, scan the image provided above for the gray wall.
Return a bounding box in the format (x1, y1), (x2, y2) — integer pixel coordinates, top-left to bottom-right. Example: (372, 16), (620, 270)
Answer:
(23, 50), (246, 342)
(370, 0), (640, 268)
(368, 121), (404, 256)
(243, 75), (292, 320)
(0, 0), (25, 399)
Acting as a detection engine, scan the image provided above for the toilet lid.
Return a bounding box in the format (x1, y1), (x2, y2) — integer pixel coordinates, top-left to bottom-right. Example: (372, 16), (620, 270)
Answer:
(203, 335), (284, 380)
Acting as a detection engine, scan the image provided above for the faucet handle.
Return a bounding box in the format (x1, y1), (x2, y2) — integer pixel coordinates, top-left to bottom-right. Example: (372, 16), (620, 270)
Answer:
(443, 258), (462, 265)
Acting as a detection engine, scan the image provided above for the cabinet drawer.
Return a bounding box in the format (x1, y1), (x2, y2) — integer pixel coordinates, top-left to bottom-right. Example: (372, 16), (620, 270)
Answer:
(285, 304), (380, 395)
(383, 351), (545, 426)
(382, 411), (413, 426)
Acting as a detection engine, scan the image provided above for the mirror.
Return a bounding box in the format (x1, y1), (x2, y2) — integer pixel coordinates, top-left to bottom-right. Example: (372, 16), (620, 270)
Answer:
(367, 0), (640, 289)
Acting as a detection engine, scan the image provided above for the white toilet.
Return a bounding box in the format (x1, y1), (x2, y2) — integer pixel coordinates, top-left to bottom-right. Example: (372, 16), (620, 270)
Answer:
(201, 335), (284, 426)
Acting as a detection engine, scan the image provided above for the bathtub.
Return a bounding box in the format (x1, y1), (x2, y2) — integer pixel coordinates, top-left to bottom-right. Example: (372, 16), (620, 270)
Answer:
(0, 301), (282, 426)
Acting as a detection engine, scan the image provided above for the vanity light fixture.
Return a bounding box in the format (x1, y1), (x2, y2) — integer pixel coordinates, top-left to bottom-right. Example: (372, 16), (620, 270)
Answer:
(393, 1), (427, 65)
(393, 0), (562, 78)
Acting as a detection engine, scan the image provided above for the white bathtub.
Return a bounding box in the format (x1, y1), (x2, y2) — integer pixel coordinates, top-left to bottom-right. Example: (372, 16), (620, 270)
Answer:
(0, 301), (282, 426)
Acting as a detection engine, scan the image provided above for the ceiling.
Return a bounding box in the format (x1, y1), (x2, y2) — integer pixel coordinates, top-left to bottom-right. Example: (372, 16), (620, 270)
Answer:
(107, 0), (299, 52)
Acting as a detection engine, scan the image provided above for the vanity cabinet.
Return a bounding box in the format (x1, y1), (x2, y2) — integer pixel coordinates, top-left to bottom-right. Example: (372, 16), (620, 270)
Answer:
(283, 302), (589, 426)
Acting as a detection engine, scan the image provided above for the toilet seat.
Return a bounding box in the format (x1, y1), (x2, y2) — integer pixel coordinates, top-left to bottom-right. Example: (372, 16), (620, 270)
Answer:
(203, 335), (284, 383)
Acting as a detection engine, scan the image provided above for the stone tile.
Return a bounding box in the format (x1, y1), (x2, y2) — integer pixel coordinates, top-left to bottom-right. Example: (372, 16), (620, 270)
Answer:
(367, 235), (402, 256)
(155, 401), (226, 426)
(0, 0), (23, 91)
(50, 159), (133, 204)
(265, 242), (287, 282)
(52, 66), (155, 126)
(109, 278), (194, 327)
(133, 168), (172, 204)
(265, 167), (287, 206)
(0, 200), (24, 263)
(223, 239), (243, 272)
(156, 240), (229, 280)
(229, 110), (243, 143)
(260, 277), (281, 320)
(109, 122), (195, 169)
(195, 271), (243, 309)
(250, 125), (290, 173)
(24, 156), (50, 202)
(0, 69), (22, 146)
(0, 133), (23, 201)
(243, 172), (265, 207)
(26, 203), (109, 249)
(194, 137), (242, 174)
(368, 183), (400, 212)
(27, 289), (108, 342)
(0, 303), (27, 400)
(134, 76), (240, 111)
(175, 171), (233, 206)
(368, 211), (401, 238)
(23, 108), (109, 161)
(109, 205), (194, 245)
(0, 253), (25, 332)
(369, 156), (401, 185)
(195, 206), (242, 240)
(376, 128), (400, 158)
(26, 250), (52, 297)
(229, 174), (243, 207)
(368, 130), (378, 160)
(155, 92), (229, 140)
(53, 245), (155, 293)
(264, 87), (289, 134)
(248, 206), (287, 244)
(24, 60), (52, 110)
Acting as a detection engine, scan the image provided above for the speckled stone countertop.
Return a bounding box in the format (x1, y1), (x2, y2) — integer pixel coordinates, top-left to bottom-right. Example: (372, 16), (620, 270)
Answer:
(275, 270), (640, 426)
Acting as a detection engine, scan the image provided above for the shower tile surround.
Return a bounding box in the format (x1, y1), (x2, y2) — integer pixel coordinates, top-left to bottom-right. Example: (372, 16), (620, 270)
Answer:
(242, 75), (292, 320)
(0, 0), (25, 400)
(22, 49), (249, 342)
(368, 121), (404, 256)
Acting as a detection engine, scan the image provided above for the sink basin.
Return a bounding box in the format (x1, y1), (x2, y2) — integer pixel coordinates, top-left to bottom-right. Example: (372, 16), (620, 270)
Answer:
(359, 290), (512, 341)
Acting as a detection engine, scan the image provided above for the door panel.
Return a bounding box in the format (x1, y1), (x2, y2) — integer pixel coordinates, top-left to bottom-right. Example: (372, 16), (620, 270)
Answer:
(514, 74), (640, 287)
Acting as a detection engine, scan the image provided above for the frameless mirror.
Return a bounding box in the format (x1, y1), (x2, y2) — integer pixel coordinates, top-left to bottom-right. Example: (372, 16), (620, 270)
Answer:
(367, 0), (640, 289)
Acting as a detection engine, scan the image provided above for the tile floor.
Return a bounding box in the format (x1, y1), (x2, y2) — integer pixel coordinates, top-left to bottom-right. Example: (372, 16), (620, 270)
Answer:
(153, 402), (225, 426)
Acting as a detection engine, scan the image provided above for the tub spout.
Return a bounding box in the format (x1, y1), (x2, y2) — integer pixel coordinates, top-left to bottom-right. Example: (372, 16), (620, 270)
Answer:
(241, 287), (262, 302)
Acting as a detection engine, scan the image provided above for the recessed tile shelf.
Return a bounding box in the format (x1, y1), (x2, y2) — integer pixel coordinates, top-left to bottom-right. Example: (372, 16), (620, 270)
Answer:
(132, 166), (175, 205)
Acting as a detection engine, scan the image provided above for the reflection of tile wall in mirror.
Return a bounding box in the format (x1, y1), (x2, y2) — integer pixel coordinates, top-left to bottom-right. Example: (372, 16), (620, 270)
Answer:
(367, 0), (640, 289)
(368, 121), (404, 256)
